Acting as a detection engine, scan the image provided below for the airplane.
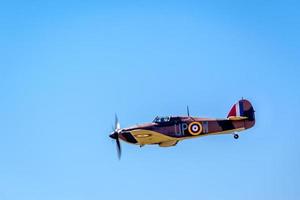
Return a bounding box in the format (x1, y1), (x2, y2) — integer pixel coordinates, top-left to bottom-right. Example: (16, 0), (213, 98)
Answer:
(109, 99), (255, 159)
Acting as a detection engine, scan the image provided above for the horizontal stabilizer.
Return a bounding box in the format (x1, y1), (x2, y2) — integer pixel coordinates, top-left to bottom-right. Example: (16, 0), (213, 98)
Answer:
(228, 116), (248, 120)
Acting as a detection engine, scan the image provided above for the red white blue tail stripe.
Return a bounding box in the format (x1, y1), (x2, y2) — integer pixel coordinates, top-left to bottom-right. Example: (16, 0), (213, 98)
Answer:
(228, 100), (244, 118)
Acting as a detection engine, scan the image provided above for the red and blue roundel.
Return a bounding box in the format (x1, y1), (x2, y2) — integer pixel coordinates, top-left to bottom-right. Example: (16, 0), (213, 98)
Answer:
(188, 122), (203, 136)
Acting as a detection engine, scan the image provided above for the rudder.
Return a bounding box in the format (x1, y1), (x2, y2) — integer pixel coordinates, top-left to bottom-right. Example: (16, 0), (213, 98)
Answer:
(227, 99), (255, 121)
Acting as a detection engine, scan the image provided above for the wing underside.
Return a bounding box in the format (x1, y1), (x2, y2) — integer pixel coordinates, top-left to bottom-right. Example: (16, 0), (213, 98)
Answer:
(131, 129), (178, 147)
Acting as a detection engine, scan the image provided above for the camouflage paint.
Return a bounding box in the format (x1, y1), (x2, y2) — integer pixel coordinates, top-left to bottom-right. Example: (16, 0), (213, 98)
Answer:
(118, 99), (255, 147)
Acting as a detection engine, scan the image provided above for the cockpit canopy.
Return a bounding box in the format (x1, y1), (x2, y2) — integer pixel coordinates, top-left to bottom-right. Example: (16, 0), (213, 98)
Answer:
(153, 116), (171, 123)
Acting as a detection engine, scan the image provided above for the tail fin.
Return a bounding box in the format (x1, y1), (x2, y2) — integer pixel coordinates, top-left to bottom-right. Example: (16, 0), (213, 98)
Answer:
(227, 99), (255, 121)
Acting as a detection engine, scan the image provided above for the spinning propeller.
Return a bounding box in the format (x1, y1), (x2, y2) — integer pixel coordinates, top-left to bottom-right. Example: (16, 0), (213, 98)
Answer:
(109, 115), (122, 159)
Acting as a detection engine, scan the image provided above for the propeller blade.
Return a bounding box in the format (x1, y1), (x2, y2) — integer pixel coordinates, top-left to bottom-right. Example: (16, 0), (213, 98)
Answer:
(115, 114), (121, 130)
(110, 114), (122, 159)
(116, 137), (122, 160)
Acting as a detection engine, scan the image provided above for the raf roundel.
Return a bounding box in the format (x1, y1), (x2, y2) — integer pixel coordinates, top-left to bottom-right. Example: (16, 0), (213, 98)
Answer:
(188, 122), (203, 136)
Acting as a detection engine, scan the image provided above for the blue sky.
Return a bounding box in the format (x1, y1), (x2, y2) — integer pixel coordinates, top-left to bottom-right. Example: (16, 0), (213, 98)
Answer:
(0, 1), (299, 199)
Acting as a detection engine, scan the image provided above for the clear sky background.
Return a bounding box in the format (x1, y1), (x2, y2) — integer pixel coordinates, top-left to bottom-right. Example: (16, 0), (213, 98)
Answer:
(0, 1), (299, 200)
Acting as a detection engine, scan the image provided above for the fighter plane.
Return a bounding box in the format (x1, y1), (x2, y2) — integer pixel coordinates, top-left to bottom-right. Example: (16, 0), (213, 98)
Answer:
(109, 99), (255, 159)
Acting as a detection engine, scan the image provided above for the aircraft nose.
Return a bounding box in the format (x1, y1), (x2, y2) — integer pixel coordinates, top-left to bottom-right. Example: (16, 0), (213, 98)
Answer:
(109, 132), (117, 139)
